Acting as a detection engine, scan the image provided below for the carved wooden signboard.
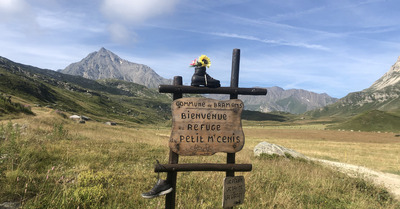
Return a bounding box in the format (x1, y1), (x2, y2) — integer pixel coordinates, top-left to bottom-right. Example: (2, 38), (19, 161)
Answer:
(222, 176), (245, 208)
(170, 98), (244, 156)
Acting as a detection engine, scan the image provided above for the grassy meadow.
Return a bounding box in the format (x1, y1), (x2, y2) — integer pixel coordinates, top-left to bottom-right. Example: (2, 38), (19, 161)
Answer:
(1, 107), (400, 208)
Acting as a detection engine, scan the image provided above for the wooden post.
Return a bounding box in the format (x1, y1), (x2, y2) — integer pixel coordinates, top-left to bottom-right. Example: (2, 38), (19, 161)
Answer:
(226, 49), (240, 209)
(165, 76), (182, 209)
(230, 48), (240, 98)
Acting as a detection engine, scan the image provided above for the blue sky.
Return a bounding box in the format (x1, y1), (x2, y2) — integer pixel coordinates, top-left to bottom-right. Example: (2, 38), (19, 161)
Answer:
(1, 0), (400, 98)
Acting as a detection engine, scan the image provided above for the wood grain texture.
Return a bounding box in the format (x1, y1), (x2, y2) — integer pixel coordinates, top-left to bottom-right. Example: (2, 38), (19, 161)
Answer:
(170, 98), (244, 156)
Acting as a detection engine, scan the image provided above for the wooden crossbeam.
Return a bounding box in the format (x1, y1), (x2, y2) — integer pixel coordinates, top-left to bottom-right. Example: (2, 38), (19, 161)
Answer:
(155, 163), (252, 172)
(159, 85), (267, 95)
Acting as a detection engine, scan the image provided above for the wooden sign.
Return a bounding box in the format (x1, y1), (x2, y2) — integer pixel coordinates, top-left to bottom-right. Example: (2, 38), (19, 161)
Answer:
(170, 98), (244, 156)
(222, 176), (245, 208)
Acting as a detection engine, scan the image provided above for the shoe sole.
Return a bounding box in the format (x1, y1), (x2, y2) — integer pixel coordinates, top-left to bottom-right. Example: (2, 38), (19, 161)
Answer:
(191, 83), (221, 88)
(191, 83), (204, 87)
(141, 187), (173, 199)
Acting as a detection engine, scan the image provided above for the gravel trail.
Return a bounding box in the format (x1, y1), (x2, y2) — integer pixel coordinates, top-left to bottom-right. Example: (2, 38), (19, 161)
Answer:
(312, 158), (400, 200)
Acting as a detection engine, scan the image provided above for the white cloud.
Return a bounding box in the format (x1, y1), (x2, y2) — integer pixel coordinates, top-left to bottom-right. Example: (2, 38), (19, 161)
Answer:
(35, 9), (106, 34)
(0, 0), (35, 21)
(101, 0), (179, 24)
(268, 6), (325, 22)
(108, 23), (137, 44)
(211, 32), (330, 51)
(100, 0), (180, 44)
(0, 0), (38, 33)
(0, 0), (29, 16)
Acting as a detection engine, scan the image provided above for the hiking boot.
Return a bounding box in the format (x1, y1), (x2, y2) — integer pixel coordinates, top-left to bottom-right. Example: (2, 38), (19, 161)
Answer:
(141, 179), (173, 199)
(191, 67), (220, 88)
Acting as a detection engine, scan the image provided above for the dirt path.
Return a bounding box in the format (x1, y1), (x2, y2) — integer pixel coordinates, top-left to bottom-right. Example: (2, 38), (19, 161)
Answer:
(311, 158), (400, 200)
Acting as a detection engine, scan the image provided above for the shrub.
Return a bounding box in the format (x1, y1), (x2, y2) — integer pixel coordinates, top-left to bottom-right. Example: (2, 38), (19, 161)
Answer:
(70, 170), (114, 208)
(51, 123), (69, 140)
(0, 94), (34, 115)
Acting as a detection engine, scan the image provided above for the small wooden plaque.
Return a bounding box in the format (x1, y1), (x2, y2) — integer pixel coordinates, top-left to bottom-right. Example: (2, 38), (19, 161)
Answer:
(170, 98), (244, 156)
(223, 176), (245, 208)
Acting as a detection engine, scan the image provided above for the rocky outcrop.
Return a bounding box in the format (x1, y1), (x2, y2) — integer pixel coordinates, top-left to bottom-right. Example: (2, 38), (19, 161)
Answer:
(253, 141), (307, 159)
(369, 56), (400, 91)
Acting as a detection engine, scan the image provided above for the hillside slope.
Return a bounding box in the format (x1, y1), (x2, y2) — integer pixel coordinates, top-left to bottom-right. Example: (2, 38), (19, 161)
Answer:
(0, 56), (171, 123)
(328, 110), (400, 132)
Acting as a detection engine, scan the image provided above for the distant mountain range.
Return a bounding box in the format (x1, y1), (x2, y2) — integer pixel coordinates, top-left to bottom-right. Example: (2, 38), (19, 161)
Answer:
(307, 56), (400, 118)
(2, 49), (400, 131)
(61, 48), (338, 114)
(206, 87), (337, 114)
(62, 47), (171, 88)
(2, 47), (400, 125)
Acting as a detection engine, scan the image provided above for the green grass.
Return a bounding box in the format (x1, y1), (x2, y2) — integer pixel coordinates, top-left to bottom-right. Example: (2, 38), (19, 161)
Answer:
(0, 94), (34, 117)
(0, 111), (399, 208)
(328, 109), (400, 132)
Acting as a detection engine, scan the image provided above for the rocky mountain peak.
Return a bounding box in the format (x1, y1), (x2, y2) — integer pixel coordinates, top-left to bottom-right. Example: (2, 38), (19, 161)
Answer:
(368, 56), (400, 91)
(61, 48), (171, 88)
(86, 48), (123, 64)
(99, 47), (107, 52)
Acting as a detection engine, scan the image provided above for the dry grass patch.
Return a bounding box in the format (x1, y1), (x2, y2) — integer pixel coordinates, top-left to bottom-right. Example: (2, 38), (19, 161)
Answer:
(244, 127), (400, 174)
(1, 110), (399, 208)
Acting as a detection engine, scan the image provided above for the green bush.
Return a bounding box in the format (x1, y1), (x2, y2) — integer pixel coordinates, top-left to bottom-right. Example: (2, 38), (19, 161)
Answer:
(51, 123), (69, 140)
(73, 184), (106, 208)
(70, 170), (114, 208)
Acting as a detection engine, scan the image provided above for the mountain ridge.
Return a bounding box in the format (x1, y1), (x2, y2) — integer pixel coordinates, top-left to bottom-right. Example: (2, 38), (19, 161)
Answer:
(62, 47), (172, 88)
(207, 86), (338, 114)
(307, 56), (400, 118)
(368, 56), (400, 91)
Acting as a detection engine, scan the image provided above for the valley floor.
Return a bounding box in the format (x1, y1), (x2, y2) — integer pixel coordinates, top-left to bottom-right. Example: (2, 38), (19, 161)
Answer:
(1, 107), (400, 208)
(244, 123), (400, 201)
